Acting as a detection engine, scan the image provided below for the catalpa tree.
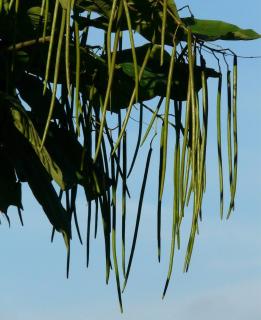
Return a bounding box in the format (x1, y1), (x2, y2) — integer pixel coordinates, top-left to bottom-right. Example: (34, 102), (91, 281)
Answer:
(0, 0), (260, 311)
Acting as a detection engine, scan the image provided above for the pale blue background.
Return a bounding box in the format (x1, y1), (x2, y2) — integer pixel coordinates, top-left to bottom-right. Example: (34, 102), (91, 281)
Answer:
(0, 1), (260, 319)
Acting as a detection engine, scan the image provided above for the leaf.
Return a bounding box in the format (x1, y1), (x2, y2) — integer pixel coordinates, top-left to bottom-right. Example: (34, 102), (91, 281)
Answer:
(27, 5), (52, 32)
(81, 45), (219, 112)
(0, 107), (71, 242)
(0, 2), (52, 44)
(17, 73), (66, 123)
(119, 61), (219, 102)
(183, 17), (261, 41)
(5, 95), (70, 190)
(75, 0), (112, 17)
(43, 124), (112, 200)
(74, 0), (181, 45)
(20, 148), (71, 242)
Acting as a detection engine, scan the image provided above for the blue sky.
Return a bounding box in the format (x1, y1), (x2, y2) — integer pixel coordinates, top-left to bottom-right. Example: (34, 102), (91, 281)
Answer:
(0, 0), (261, 319)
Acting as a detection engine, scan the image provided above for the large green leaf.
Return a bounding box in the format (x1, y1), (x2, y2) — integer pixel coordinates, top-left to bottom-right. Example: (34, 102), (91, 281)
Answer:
(2, 94), (71, 190)
(83, 44), (219, 111)
(74, 0), (181, 45)
(12, 138), (71, 240)
(120, 61), (219, 101)
(17, 73), (66, 123)
(183, 17), (261, 41)
(44, 124), (112, 200)
(0, 101), (70, 241)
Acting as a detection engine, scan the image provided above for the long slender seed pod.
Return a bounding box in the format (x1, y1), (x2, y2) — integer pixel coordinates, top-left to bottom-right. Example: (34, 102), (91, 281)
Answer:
(122, 132), (127, 276)
(227, 55), (238, 218)
(159, 39), (177, 200)
(187, 28), (196, 192)
(183, 148), (191, 208)
(160, 0), (167, 66)
(93, 26), (121, 162)
(183, 191), (198, 272)
(74, 20), (81, 135)
(112, 46), (152, 155)
(127, 104), (143, 177)
(104, 124), (131, 198)
(179, 79), (191, 222)
(65, 0), (72, 96)
(40, 0), (46, 17)
(162, 101), (181, 298)
(184, 70), (206, 272)
(177, 146), (191, 248)
(157, 124), (164, 262)
(42, 0), (49, 39)
(123, 0), (139, 101)
(227, 68), (233, 209)
(217, 74), (224, 218)
(86, 200), (91, 267)
(101, 138), (111, 215)
(140, 97), (164, 146)
(122, 146), (153, 292)
(111, 155), (123, 313)
(195, 93), (200, 211)
(116, 112), (122, 186)
(197, 56), (209, 215)
(157, 34), (178, 261)
(41, 6), (66, 149)
(186, 173), (193, 206)
(106, 0), (118, 73)
(94, 198), (98, 238)
(184, 99), (201, 272)
(66, 242), (71, 278)
(43, 0), (59, 94)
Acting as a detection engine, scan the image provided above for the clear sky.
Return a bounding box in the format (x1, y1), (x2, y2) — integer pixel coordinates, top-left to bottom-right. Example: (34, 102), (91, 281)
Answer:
(0, 1), (261, 319)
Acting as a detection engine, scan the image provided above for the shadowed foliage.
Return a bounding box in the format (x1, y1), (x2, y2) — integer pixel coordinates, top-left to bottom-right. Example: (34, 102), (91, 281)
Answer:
(0, 0), (260, 311)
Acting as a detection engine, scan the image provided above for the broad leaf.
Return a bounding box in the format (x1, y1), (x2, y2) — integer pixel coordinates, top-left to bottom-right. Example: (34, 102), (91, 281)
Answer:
(84, 45), (219, 111)
(44, 124), (112, 200)
(3, 95), (70, 190)
(74, 0), (181, 45)
(183, 17), (261, 41)
(75, 0), (112, 17)
(2, 118), (71, 240)
(17, 73), (66, 123)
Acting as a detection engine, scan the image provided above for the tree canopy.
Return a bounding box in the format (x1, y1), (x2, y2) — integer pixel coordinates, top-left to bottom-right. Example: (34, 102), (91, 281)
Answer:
(0, 0), (260, 311)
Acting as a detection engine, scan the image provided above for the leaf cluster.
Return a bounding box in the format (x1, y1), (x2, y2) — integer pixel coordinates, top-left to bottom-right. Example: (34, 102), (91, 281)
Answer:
(0, 0), (260, 311)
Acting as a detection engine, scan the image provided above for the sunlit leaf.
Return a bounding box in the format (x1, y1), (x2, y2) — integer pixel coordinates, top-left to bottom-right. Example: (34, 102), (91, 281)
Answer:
(183, 17), (261, 41)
